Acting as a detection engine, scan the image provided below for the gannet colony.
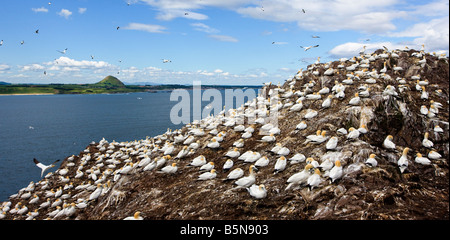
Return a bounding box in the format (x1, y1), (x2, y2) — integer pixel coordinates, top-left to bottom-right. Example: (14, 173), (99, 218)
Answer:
(1, 47), (448, 220)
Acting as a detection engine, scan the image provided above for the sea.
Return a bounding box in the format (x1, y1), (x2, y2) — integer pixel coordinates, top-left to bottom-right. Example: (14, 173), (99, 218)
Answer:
(0, 88), (259, 202)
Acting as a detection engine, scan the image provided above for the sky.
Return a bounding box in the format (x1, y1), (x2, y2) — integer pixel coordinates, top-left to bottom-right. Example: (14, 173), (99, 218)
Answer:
(0, 0), (448, 85)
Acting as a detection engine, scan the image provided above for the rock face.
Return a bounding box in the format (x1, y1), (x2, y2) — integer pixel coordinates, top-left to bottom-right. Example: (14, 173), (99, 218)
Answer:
(1, 49), (448, 220)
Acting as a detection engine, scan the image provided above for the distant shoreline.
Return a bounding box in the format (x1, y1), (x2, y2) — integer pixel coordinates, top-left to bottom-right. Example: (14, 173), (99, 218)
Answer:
(0, 93), (56, 96)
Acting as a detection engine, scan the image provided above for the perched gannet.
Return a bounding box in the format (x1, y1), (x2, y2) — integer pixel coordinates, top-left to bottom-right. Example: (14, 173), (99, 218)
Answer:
(247, 184), (267, 199)
(347, 127), (360, 140)
(89, 184), (103, 201)
(428, 150), (441, 160)
(289, 153), (306, 164)
(326, 136), (338, 150)
(383, 135), (396, 150)
(225, 168), (244, 180)
(365, 154), (378, 167)
(277, 147), (290, 156)
(207, 138), (220, 149)
(159, 163), (178, 174)
(420, 86), (429, 99)
(348, 93), (360, 105)
(255, 156), (270, 167)
(307, 169), (323, 190)
(273, 156), (287, 173)
(397, 147), (410, 173)
(296, 121), (307, 130)
(422, 132), (434, 148)
(200, 162), (215, 171)
(261, 133), (276, 142)
(415, 153), (431, 165)
(329, 160), (343, 183)
(285, 164), (313, 190)
(420, 105), (429, 115)
(244, 152), (261, 163)
(225, 148), (241, 158)
(188, 155), (207, 167)
(233, 139), (245, 148)
(222, 159), (234, 171)
(33, 158), (60, 177)
(124, 211), (143, 220)
(322, 95), (333, 108)
(198, 169), (217, 181)
(234, 165), (258, 189)
(434, 125), (444, 133)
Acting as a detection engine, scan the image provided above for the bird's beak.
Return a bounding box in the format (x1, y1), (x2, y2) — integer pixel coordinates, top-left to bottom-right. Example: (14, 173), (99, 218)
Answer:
(252, 166), (259, 172)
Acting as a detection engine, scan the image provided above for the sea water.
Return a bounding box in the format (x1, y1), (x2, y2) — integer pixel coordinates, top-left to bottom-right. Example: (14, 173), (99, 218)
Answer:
(0, 89), (258, 201)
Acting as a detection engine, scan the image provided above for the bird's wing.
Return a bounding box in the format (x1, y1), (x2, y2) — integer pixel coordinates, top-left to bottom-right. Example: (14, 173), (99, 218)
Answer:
(33, 158), (46, 170)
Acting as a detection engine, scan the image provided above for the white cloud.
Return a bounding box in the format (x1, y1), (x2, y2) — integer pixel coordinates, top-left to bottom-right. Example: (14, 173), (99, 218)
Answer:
(123, 23), (167, 33)
(328, 42), (402, 58)
(0, 64), (10, 72)
(32, 7), (48, 13)
(46, 57), (114, 70)
(21, 64), (45, 72)
(58, 9), (73, 19)
(209, 35), (238, 42)
(78, 8), (87, 14)
(191, 23), (219, 34)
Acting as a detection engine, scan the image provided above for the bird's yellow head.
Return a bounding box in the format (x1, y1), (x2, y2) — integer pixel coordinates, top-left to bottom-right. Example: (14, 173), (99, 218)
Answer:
(335, 160), (341, 167)
(416, 153), (422, 157)
(369, 154), (376, 158)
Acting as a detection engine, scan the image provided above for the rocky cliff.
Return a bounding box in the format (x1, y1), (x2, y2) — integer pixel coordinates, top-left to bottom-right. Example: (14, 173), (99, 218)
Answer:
(2, 48), (448, 220)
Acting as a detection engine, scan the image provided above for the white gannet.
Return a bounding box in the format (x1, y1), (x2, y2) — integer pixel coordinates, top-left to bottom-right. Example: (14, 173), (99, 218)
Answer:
(274, 156), (287, 173)
(397, 147), (410, 173)
(383, 135), (396, 150)
(415, 153), (431, 165)
(188, 155), (207, 167)
(422, 132), (433, 148)
(365, 154), (378, 167)
(290, 99), (303, 112)
(234, 165), (257, 189)
(159, 163), (178, 174)
(207, 138), (220, 149)
(277, 147), (290, 156)
(200, 162), (215, 171)
(289, 153), (306, 164)
(304, 109), (318, 119)
(247, 184), (267, 199)
(233, 139), (245, 148)
(255, 156), (270, 167)
(222, 159), (234, 171)
(329, 160), (343, 182)
(307, 169), (323, 190)
(33, 158), (60, 177)
(261, 133), (276, 143)
(225, 148), (241, 158)
(198, 169), (217, 181)
(296, 121), (307, 130)
(420, 86), (429, 99)
(285, 164), (314, 190)
(420, 105), (428, 115)
(428, 150), (441, 160)
(321, 95), (333, 108)
(346, 127), (360, 140)
(88, 184), (103, 201)
(300, 45), (319, 51)
(244, 152), (261, 163)
(124, 211), (143, 220)
(348, 93), (360, 105)
(225, 168), (244, 180)
(326, 136), (338, 150)
(434, 125), (444, 133)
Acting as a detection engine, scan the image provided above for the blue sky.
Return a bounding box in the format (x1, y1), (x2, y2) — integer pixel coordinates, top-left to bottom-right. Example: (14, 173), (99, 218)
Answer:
(0, 0), (448, 85)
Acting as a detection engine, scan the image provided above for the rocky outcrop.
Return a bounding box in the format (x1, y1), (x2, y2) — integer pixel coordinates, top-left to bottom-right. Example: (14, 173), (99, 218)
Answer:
(1, 48), (448, 220)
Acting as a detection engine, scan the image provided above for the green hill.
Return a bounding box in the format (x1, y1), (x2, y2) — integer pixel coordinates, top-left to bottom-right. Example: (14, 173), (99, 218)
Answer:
(93, 76), (125, 88)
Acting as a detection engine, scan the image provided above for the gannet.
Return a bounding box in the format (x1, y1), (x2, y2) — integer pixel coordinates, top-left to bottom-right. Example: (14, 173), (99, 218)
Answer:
(348, 93), (360, 105)
(200, 162), (215, 171)
(244, 152), (261, 163)
(383, 135), (396, 150)
(397, 147), (410, 173)
(322, 95), (332, 108)
(422, 132), (434, 148)
(319, 159), (334, 173)
(286, 153), (304, 166)
(233, 139), (245, 148)
(329, 160), (343, 182)
(261, 133), (276, 142)
(255, 156), (270, 167)
(225, 168), (244, 180)
(234, 165), (257, 188)
(223, 159), (234, 171)
(296, 121), (307, 130)
(420, 86), (429, 99)
(415, 153), (431, 165)
(420, 105), (429, 115)
(300, 45), (319, 51)
(365, 154), (378, 167)
(285, 164), (314, 190)
(346, 127), (360, 140)
(274, 156), (287, 173)
(89, 184), (103, 201)
(304, 109), (318, 119)
(124, 211), (143, 220)
(434, 125), (444, 133)
(207, 138), (220, 148)
(247, 184), (267, 199)
(198, 169), (217, 181)
(326, 137), (338, 150)
(159, 163), (178, 174)
(428, 150), (441, 160)
(33, 158), (60, 177)
(290, 99), (303, 112)
(225, 148), (241, 158)
(307, 169), (323, 190)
